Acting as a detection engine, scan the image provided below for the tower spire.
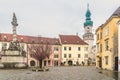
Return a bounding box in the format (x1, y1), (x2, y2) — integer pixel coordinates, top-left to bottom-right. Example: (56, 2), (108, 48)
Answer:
(11, 12), (18, 42)
(84, 4), (93, 27)
(87, 3), (89, 10)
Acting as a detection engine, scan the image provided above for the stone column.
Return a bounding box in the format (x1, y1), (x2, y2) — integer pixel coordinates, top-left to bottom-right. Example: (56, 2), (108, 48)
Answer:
(11, 13), (18, 42)
(118, 20), (120, 71)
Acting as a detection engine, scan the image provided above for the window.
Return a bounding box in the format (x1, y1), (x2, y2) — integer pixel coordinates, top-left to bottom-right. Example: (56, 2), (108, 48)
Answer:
(78, 47), (81, 51)
(105, 27), (109, 36)
(78, 54), (81, 58)
(64, 54), (67, 58)
(97, 34), (99, 40)
(100, 32), (102, 39)
(54, 47), (58, 51)
(69, 54), (71, 58)
(105, 56), (108, 65)
(69, 47), (71, 51)
(54, 54), (59, 58)
(64, 47), (67, 51)
(97, 44), (99, 52)
(84, 47), (88, 51)
(105, 40), (109, 51)
(85, 54), (88, 58)
(100, 44), (102, 52)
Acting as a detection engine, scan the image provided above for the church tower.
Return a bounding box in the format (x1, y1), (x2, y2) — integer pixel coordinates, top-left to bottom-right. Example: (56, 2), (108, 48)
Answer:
(83, 4), (94, 54)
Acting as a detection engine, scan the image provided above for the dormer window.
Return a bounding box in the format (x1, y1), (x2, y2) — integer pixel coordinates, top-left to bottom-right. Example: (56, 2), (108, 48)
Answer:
(55, 41), (58, 44)
(21, 37), (23, 40)
(64, 41), (67, 43)
(77, 41), (79, 43)
(3, 35), (7, 41)
(32, 40), (35, 43)
(21, 37), (23, 42)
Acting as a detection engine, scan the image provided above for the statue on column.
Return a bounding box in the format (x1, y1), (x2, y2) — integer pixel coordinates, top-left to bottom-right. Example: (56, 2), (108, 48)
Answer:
(11, 12), (18, 42)
(8, 13), (20, 50)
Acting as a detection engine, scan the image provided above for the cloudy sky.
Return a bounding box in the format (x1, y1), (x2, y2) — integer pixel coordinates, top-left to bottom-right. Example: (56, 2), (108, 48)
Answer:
(0, 0), (120, 38)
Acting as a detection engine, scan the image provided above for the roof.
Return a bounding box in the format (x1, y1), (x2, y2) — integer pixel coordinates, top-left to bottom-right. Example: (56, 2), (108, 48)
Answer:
(112, 6), (120, 16)
(59, 35), (88, 45)
(36, 37), (60, 45)
(0, 33), (60, 45)
(96, 6), (120, 33)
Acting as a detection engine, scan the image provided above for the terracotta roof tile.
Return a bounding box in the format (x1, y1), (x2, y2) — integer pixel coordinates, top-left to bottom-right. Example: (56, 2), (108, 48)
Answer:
(0, 33), (60, 45)
(59, 35), (88, 45)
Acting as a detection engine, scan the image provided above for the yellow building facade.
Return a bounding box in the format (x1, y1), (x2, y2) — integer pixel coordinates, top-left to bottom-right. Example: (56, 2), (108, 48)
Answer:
(96, 7), (120, 70)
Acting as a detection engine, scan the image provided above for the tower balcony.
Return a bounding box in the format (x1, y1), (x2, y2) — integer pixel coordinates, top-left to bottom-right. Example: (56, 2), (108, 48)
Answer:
(83, 33), (94, 40)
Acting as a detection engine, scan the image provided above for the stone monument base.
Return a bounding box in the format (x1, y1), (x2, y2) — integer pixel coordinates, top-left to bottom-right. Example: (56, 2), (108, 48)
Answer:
(0, 50), (27, 69)
(0, 63), (27, 69)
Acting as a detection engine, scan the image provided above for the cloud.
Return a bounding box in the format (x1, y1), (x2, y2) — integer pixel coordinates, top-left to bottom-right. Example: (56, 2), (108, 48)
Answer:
(0, 0), (120, 38)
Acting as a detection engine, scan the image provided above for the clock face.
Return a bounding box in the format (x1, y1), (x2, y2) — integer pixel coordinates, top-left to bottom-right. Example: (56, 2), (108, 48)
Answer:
(87, 27), (89, 30)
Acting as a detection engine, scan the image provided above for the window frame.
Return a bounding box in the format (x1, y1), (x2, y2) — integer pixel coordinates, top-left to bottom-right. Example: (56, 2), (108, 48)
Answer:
(78, 54), (81, 58)
(54, 54), (59, 58)
(54, 47), (59, 51)
(69, 54), (71, 58)
(105, 27), (109, 36)
(64, 54), (67, 58)
(64, 47), (67, 51)
(105, 40), (109, 51)
(69, 47), (71, 51)
(105, 56), (108, 65)
(78, 47), (81, 51)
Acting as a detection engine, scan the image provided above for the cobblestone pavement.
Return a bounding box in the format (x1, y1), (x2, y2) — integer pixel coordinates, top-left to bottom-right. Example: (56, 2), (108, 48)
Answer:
(0, 66), (119, 80)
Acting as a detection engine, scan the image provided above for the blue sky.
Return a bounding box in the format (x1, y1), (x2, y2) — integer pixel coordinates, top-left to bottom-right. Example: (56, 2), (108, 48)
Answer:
(0, 0), (120, 38)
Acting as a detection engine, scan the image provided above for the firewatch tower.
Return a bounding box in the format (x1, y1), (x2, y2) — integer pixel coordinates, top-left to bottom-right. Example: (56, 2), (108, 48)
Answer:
(83, 4), (94, 55)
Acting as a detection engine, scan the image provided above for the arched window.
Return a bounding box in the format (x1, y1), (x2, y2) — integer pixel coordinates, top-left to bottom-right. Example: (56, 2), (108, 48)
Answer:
(30, 60), (35, 66)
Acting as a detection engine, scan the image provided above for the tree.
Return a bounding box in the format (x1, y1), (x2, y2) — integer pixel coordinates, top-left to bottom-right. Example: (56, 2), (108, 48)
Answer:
(28, 42), (51, 68)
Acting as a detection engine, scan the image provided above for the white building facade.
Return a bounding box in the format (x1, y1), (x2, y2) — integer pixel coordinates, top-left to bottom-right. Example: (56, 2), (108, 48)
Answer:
(59, 35), (89, 66)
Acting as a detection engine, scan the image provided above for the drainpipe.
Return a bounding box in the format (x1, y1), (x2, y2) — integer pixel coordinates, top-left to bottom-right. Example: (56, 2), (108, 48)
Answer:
(117, 20), (120, 71)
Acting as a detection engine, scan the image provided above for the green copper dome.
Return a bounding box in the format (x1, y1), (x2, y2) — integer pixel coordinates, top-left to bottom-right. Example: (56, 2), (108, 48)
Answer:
(84, 4), (93, 27)
(84, 20), (93, 27)
(86, 9), (91, 19)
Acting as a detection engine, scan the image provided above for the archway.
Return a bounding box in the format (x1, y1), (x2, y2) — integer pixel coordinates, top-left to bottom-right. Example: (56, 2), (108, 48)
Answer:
(30, 60), (35, 66)
(68, 60), (73, 66)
